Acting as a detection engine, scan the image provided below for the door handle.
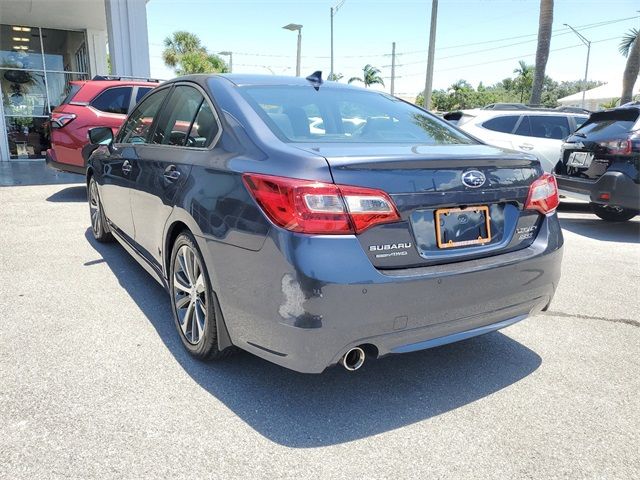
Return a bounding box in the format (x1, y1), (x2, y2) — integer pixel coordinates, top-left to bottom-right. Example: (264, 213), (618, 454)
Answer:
(163, 165), (181, 181)
(519, 144), (534, 151)
(122, 160), (132, 174)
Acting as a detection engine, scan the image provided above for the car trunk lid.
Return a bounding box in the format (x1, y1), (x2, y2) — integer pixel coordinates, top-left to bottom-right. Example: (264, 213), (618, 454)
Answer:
(295, 143), (545, 269)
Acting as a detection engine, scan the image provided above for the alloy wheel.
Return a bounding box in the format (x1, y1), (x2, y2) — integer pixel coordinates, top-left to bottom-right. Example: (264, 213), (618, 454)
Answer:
(172, 245), (207, 345)
(89, 180), (102, 235)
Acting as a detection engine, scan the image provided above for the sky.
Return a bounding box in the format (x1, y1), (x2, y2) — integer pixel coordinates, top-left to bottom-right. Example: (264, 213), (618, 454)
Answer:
(146, 0), (640, 100)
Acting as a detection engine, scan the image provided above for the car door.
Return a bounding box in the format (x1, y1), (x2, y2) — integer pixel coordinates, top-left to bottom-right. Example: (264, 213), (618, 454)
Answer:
(99, 87), (171, 242)
(512, 115), (571, 172)
(129, 83), (219, 268)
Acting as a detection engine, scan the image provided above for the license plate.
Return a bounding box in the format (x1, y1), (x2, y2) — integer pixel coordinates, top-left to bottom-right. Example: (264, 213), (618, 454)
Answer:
(435, 205), (492, 249)
(567, 151), (593, 167)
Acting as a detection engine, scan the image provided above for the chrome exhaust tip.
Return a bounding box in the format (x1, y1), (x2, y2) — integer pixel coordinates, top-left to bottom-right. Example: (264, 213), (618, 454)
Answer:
(341, 347), (365, 371)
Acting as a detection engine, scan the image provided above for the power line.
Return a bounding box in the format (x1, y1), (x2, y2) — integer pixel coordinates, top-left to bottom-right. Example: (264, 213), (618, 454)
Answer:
(397, 36), (620, 78)
(150, 15), (636, 62)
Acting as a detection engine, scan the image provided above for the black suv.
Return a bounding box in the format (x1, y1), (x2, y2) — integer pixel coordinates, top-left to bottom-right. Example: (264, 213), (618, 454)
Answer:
(556, 104), (640, 221)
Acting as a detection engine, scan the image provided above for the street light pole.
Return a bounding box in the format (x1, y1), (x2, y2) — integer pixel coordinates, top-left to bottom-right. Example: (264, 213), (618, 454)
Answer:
(390, 42), (396, 95)
(218, 51), (232, 73)
(283, 23), (303, 77)
(296, 27), (302, 77)
(423, 0), (438, 110)
(330, 0), (346, 80)
(564, 23), (591, 109)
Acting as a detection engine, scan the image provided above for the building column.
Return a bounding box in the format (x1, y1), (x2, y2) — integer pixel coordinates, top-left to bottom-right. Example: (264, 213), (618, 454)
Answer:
(87, 29), (109, 77)
(104, 0), (151, 78)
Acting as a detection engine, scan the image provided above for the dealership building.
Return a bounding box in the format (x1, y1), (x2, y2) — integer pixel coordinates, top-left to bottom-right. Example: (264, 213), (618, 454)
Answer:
(0, 0), (151, 161)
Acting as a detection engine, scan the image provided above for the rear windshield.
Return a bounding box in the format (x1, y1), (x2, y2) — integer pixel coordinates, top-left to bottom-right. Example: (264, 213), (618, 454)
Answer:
(240, 86), (475, 145)
(576, 109), (639, 140)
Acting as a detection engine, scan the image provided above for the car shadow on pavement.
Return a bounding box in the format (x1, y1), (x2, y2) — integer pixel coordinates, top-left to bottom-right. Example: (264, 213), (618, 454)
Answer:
(85, 229), (542, 448)
(46, 185), (87, 203)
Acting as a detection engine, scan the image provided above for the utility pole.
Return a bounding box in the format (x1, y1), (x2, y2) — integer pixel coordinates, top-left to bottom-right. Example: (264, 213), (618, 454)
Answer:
(330, 0), (346, 80)
(423, 0), (438, 110)
(390, 42), (396, 95)
(564, 23), (591, 109)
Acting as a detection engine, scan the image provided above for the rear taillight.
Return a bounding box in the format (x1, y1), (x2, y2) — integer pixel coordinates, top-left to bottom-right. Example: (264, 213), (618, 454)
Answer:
(242, 173), (400, 234)
(598, 139), (632, 155)
(50, 112), (76, 129)
(525, 173), (559, 215)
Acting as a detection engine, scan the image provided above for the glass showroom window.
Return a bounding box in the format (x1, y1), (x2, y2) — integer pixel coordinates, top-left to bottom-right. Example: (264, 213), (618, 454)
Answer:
(1, 25), (89, 159)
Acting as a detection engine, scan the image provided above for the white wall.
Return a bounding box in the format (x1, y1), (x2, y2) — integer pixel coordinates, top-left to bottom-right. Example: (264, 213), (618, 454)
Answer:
(104, 0), (151, 78)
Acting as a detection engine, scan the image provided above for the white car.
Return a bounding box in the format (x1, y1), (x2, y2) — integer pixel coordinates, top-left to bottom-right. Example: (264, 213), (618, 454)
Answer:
(308, 116), (366, 135)
(450, 109), (588, 172)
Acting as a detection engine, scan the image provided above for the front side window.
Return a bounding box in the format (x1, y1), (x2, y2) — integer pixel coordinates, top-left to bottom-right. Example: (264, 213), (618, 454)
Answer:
(481, 115), (519, 134)
(117, 87), (169, 144)
(239, 86), (475, 145)
(91, 86), (132, 115)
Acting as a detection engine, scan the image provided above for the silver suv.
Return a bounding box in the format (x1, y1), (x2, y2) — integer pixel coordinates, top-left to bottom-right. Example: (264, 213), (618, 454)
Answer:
(448, 108), (589, 172)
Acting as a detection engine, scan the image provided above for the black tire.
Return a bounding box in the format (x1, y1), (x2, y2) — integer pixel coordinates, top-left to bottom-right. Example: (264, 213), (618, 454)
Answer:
(88, 176), (113, 243)
(169, 231), (229, 360)
(590, 203), (638, 222)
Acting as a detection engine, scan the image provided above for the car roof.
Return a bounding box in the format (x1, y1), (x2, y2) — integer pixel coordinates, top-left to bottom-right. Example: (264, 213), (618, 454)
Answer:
(167, 73), (362, 90)
(71, 79), (159, 102)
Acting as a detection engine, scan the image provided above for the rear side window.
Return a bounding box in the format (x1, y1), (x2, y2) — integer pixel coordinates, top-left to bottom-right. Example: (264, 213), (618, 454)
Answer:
(60, 84), (82, 105)
(481, 115), (519, 133)
(152, 85), (208, 146)
(91, 86), (132, 114)
(117, 88), (169, 144)
(190, 102), (219, 147)
(135, 87), (153, 104)
(516, 115), (570, 140)
(574, 116), (589, 130)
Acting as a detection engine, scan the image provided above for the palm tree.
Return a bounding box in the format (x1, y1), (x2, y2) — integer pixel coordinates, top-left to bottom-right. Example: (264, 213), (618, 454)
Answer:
(619, 28), (639, 104)
(600, 97), (619, 109)
(162, 31), (228, 75)
(348, 64), (385, 88)
(513, 60), (534, 102)
(530, 0), (554, 105)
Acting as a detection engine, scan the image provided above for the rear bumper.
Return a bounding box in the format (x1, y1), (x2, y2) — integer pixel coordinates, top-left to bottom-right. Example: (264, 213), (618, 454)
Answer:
(45, 149), (85, 175)
(201, 214), (563, 373)
(557, 171), (640, 211)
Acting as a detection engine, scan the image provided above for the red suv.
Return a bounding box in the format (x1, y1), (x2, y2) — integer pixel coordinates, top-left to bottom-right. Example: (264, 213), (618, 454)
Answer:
(46, 76), (160, 174)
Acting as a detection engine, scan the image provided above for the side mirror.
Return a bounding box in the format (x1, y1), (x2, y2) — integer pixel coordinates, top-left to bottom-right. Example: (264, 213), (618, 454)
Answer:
(88, 127), (113, 146)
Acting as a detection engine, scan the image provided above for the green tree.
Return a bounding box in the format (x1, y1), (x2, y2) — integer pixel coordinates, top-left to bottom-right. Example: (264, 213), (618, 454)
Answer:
(162, 31), (228, 75)
(513, 60), (534, 102)
(619, 28), (639, 104)
(327, 72), (343, 81)
(348, 64), (385, 87)
(530, 0), (554, 105)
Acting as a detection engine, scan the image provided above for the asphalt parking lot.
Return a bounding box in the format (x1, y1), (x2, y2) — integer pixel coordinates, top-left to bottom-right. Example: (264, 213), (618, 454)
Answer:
(1, 182), (639, 479)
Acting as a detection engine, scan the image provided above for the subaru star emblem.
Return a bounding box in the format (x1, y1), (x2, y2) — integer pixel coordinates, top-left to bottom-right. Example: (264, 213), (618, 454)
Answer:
(461, 170), (486, 188)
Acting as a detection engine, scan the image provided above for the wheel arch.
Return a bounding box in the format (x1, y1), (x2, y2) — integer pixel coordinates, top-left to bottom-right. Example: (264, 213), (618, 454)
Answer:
(163, 215), (234, 352)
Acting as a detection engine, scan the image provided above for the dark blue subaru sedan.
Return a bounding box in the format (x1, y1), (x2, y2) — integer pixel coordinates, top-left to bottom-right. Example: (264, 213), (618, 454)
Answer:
(86, 73), (563, 373)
